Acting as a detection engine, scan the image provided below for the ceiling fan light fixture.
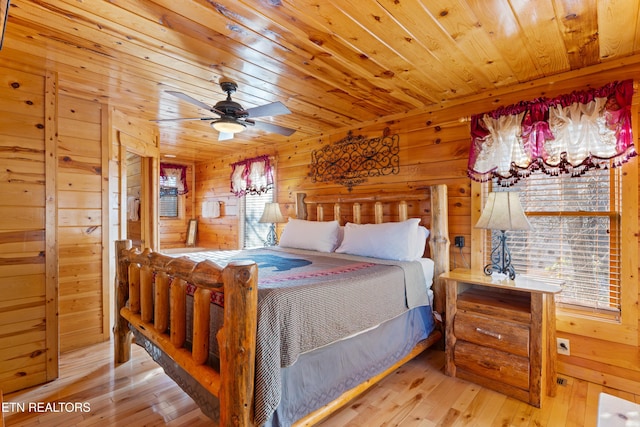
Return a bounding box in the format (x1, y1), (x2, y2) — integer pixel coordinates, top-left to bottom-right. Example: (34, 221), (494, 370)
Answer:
(211, 118), (246, 134)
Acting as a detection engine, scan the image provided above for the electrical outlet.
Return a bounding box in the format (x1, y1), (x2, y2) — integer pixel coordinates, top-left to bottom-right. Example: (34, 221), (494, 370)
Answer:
(454, 236), (465, 248)
(557, 338), (570, 356)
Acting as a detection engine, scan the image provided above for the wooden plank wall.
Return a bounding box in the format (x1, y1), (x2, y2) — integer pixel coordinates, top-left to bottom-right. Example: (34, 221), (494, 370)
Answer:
(57, 95), (108, 352)
(0, 66), (49, 394)
(195, 122), (471, 259)
(195, 65), (640, 394)
(196, 159), (244, 249)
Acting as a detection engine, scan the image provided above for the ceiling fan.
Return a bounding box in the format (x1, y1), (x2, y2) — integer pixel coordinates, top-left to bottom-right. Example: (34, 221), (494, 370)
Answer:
(154, 81), (296, 141)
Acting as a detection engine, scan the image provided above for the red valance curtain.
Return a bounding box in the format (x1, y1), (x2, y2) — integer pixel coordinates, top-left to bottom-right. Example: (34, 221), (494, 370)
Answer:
(467, 79), (636, 186)
(160, 163), (188, 194)
(230, 155), (274, 197)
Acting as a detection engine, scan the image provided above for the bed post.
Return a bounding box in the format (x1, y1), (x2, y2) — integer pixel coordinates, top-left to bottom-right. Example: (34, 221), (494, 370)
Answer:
(296, 192), (308, 220)
(114, 239), (133, 363)
(429, 184), (450, 317)
(218, 260), (259, 427)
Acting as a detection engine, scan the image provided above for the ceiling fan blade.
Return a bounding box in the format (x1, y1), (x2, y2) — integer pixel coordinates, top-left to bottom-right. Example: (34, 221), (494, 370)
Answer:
(151, 117), (215, 122)
(166, 91), (217, 112)
(242, 101), (291, 118)
(250, 120), (296, 136)
(218, 132), (234, 141)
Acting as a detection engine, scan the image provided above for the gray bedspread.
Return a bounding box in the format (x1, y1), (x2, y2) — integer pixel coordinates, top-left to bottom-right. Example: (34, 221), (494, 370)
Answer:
(177, 247), (429, 426)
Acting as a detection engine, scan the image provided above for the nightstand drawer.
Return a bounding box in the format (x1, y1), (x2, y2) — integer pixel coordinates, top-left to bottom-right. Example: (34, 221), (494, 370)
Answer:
(457, 287), (531, 323)
(454, 341), (529, 390)
(454, 311), (529, 357)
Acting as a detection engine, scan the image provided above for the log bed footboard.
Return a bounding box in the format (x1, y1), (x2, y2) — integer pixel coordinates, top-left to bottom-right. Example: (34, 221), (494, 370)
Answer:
(113, 241), (258, 426)
(113, 184), (450, 426)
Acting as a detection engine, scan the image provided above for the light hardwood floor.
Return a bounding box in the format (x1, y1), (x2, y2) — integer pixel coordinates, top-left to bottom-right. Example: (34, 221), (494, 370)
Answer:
(3, 340), (638, 426)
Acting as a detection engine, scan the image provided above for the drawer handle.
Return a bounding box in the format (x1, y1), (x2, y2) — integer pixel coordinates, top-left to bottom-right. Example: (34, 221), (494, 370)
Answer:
(475, 327), (502, 340)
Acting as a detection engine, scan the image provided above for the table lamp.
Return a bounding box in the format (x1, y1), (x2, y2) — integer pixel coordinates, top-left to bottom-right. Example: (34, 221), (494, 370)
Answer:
(259, 202), (285, 246)
(475, 191), (531, 279)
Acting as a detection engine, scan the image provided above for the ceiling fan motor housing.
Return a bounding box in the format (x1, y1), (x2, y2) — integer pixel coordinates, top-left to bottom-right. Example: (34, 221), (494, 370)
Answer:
(214, 99), (245, 116)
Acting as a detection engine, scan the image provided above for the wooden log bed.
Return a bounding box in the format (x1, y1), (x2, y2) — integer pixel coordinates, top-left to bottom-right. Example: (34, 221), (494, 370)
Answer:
(114, 185), (450, 426)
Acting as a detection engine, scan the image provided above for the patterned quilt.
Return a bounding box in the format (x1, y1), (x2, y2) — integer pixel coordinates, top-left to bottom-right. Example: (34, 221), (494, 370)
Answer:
(177, 246), (430, 426)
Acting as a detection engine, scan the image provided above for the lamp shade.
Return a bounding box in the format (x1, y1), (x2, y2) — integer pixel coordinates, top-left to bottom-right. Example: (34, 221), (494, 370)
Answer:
(475, 192), (532, 231)
(211, 118), (246, 134)
(259, 203), (285, 223)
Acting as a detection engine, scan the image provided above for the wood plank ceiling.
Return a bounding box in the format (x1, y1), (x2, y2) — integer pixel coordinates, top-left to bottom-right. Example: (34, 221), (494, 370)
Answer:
(2, 0), (639, 161)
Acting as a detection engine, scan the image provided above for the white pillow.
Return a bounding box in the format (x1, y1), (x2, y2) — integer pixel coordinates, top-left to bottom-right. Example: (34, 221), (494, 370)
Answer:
(335, 218), (423, 261)
(279, 219), (341, 252)
(413, 226), (430, 259)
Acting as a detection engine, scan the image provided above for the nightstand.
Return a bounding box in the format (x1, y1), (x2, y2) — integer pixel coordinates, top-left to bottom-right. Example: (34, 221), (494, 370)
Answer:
(441, 269), (562, 407)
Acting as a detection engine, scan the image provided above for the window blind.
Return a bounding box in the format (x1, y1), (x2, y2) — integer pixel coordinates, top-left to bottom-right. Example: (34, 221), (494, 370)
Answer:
(483, 167), (622, 316)
(159, 176), (179, 217)
(243, 191), (273, 249)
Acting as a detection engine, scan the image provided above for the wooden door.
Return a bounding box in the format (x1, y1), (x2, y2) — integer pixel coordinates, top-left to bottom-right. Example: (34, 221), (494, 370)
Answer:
(0, 67), (56, 393)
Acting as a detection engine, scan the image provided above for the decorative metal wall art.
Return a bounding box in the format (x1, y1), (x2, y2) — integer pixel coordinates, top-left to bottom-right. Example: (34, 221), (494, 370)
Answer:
(309, 129), (400, 191)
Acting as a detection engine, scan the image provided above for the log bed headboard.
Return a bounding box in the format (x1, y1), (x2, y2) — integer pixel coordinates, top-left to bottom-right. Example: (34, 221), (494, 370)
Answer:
(113, 184), (450, 426)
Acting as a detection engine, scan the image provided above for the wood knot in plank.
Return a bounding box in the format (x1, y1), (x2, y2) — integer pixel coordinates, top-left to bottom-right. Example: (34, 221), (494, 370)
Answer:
(409, 377), (425, 389)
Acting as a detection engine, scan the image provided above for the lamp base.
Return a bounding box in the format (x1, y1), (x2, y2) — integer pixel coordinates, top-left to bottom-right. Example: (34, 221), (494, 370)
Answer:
(263, 223), (278, 247)
(482, 230), (516, 280)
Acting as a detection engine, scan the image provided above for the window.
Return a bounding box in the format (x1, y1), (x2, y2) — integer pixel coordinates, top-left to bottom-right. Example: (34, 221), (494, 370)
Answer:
(231, 155), (276, 248)
(482, 167), (622, 318)
(159, 176), (179, 218)
(159, 163), (188, 218)
(241, 189), (273, 248)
